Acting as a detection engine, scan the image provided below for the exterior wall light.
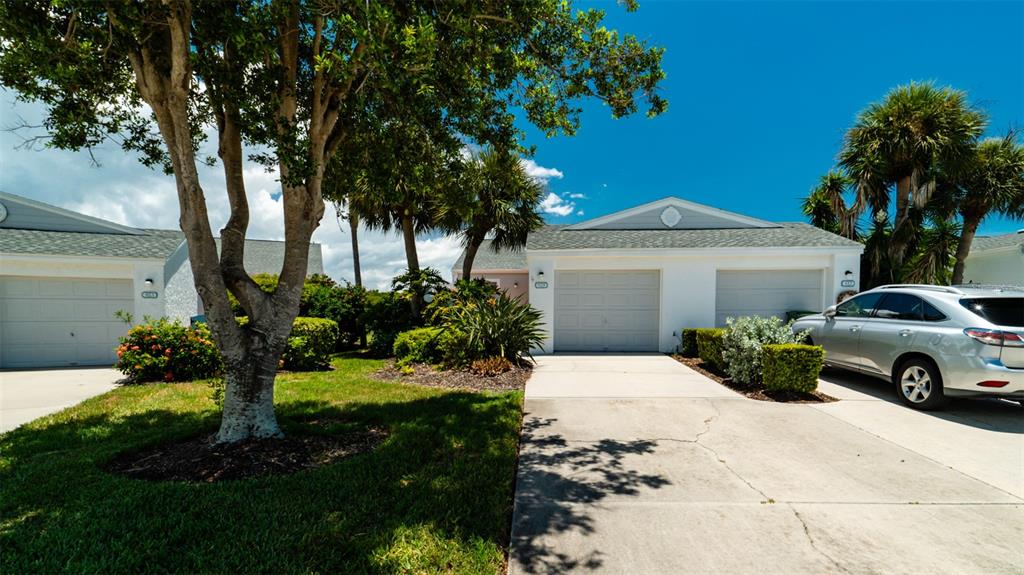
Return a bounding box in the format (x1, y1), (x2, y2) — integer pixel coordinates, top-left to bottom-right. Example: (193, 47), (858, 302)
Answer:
(536, 270), (545, 280)
(144, 278), (154, 286)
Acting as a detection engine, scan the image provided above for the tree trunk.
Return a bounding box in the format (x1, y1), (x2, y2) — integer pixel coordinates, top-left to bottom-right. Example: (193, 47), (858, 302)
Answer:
(951, 215), (981, 285)
(461, 237), (482, 281)
(399, 212), (422, 316)
(894, 175), (911, 230)
(216, 347), (284, 442)
(348, 211), (365, 347)
(349, 211), (362, 288)
(400, 212), (420, 272)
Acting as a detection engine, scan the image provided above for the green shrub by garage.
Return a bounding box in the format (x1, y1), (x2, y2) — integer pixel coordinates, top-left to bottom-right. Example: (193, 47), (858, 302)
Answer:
(761, 344), (825, 393)
(679, 328), (699, 357)
(237, 316), (339, 371)
(393, 327), (443, 366)
(696, 328), (727, 372)
(436, 327), (481, 367)
(285, 317), (340, 370)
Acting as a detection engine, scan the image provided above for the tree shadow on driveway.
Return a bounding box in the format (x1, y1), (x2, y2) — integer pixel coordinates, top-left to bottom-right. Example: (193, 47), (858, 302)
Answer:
(509, 415), (671, 574)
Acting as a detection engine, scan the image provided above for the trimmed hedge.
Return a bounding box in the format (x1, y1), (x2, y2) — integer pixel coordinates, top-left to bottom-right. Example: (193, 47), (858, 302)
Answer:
(762, 344), (824, 393)
(679, 328), (699, 358)
(696, 328), (727, 372)
(285, 317), (340, 370)
(437, 327), (480, 367)
(393, 327), (443, 366)
(237, 316), (339, 371)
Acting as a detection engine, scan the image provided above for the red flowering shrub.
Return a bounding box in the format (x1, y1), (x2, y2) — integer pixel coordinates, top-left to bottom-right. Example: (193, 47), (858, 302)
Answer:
(115, 318), (222, 382)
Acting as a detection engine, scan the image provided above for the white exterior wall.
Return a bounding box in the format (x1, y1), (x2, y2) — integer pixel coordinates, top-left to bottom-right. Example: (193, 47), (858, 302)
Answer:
(0, 253), (167, 320)
(963, 248), (1024, 287)
(527, 248), (862, 354)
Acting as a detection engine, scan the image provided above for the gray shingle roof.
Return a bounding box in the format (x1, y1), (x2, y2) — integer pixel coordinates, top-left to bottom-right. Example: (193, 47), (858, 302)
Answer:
(453, 239), (527, 270)
(0, 228), (185, 259)
(526, 223), (863, 250)
(971, 232), (1023, 252)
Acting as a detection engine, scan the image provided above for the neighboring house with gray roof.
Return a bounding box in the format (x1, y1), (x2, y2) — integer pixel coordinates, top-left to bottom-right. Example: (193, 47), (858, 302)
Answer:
(0, 192), (322, 368)
(453, 196), (863, 353)
(962, 230), (1024, 287)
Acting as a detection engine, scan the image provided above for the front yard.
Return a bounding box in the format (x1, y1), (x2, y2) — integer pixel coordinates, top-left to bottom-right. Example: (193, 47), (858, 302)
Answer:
(0, 358), (523, 574)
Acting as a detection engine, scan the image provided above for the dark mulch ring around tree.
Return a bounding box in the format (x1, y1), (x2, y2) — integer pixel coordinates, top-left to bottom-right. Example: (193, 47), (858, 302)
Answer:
(373, 361), (532, 392)
(672, 355), (838, 403)
(105, 427), (388, 483)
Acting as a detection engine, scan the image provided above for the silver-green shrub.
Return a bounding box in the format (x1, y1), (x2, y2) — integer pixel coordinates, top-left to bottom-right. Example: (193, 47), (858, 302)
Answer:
(722, 316), (808, 384)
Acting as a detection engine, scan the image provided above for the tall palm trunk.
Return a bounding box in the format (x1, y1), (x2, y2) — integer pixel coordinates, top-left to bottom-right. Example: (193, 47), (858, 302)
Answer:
(894, 175), (912, 230)
(461, 236), (483, 281)
(400, 211), (422, 315)
(400, 212), (420, 272)
(951, 214), (981, 285)
(349, 211), (362, 287)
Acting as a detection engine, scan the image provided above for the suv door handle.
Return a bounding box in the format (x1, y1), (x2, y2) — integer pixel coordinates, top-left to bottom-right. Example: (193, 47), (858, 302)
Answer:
(899, 329), (913, 337)
(849, 326), (860, 333)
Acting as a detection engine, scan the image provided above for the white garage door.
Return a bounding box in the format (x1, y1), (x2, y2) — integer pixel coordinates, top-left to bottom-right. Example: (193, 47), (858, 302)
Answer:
(0, 276), (134, 368)
(554, 270), (660, 352)
(715, 270), (823, 326)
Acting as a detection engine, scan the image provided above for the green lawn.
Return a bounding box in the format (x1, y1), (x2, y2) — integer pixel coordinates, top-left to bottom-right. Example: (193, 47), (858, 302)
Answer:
(0, 358), (524, 574)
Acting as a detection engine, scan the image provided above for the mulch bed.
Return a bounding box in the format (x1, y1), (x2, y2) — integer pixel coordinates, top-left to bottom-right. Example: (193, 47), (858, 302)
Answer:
(105, 427), (387, 483)
(672, 355), (838, 403)
(373, 361), (531, 392)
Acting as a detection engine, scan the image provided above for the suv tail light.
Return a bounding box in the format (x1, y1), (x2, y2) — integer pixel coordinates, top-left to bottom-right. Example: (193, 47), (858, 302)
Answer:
(964, 328), (1024, 347)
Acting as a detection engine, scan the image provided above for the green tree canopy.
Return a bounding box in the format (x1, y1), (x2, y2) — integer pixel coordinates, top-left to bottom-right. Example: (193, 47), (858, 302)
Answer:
(0, 0), (667, 442)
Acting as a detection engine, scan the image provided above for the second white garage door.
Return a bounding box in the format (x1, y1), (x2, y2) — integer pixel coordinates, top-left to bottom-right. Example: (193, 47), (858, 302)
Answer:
(0, 276), (134, 368)
(715, 270), (823, 326)
(554, 270), (660, 352)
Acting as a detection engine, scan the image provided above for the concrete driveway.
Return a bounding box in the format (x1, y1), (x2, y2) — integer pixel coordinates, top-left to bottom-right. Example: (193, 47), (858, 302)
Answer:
(509, 355), (1023, 575)
(0, 368), (121, 433)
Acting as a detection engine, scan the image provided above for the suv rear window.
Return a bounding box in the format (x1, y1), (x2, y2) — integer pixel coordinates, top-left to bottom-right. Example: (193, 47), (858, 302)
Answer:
(960, 298), (1024, 327)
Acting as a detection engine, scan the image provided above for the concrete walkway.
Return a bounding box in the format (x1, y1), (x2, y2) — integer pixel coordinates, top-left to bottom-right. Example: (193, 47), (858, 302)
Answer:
(0, 368), (120, 433)
(509, 355), (1023, 575)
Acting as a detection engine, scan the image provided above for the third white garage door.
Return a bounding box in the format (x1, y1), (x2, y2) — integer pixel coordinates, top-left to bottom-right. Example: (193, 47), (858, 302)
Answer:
(554, 270), (660, 352)
(715, 269), (823, 326)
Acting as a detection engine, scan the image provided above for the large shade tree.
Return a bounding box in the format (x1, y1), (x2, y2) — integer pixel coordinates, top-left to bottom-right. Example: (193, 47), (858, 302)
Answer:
(0, 0), (666, 442)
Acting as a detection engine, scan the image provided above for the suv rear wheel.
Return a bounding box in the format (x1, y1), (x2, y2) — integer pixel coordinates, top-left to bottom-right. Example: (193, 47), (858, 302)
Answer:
(896, 358), (946, 410)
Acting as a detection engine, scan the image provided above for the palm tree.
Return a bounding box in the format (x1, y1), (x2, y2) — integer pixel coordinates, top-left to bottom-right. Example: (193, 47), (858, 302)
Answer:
(442, 148), (544, 280)
(948, 133), (1024, 284)
(332, 200), (362, 287)
(839, 82), (986, 270)
(802, 171), (857, 239)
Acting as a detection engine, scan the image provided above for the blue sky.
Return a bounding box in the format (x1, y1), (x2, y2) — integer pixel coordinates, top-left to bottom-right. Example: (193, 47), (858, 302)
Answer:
(527, 0), (1024, 234)
(1, 1), (1022, 287)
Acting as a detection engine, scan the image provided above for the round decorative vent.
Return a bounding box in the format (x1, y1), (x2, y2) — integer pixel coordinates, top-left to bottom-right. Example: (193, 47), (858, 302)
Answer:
(0, 201), (7, 224)
(660, 206), (681, 227)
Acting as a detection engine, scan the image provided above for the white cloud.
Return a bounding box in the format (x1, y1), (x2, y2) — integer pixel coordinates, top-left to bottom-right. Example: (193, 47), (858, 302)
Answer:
(539, 192), (575, 217)
(568, 192), (588, 200)
(520, 158), (564, 184)
(576, 210), (585, 216)
(0, 91), (463, 290)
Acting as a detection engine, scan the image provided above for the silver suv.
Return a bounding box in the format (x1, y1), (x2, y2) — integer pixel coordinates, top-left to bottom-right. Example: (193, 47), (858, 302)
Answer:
(792, 284), (1024, 410)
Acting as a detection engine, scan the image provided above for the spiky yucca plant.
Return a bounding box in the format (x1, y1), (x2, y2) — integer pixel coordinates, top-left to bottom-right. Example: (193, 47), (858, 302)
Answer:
(449, 294), (545, 365)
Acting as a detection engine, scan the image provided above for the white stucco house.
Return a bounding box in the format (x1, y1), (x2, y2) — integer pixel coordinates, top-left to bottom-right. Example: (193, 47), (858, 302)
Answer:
(962, 230), (1023, 287)
(0, 192), (322, 368)
(454, 197), (863, 353)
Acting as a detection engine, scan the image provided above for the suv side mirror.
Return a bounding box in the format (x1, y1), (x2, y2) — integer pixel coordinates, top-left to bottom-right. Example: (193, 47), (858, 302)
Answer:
(823, 305), (837, 320)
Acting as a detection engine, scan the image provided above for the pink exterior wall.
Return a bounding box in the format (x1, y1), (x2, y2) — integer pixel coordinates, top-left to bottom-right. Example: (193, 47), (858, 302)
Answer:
(453, 270), (529, 302)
